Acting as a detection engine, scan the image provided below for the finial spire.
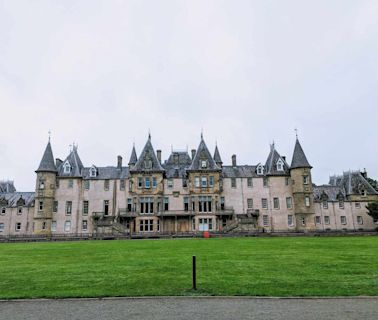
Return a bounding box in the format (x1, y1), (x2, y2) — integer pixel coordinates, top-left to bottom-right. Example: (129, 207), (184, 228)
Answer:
(48, 130), (51, 142)
(201, 128), (203, 140)
(148, 129), (151, 140)
(295, 128), (298, 139)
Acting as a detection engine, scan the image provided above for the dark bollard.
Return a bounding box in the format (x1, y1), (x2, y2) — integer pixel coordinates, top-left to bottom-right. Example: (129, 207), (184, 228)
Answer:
(192, 255), (197, 290)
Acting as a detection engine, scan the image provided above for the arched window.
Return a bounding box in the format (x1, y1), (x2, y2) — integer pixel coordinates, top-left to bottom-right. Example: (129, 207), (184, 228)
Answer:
(63, 161), (71, 174)
(90, 166), (97, 178)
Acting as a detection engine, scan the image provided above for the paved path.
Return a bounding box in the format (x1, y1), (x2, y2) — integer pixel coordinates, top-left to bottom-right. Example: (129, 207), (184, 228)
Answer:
(0, 297), (377, 320)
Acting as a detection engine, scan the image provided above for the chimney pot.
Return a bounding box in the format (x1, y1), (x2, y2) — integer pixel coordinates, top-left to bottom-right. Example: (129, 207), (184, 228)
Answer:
(157, 150), (162, 164)
(191, 149), (196, 160)
(117, 155), (123, 169)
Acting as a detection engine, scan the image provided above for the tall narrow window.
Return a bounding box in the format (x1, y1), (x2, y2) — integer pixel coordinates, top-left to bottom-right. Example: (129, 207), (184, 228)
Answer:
(324, 216), (330, 225)
(53, 201), (58, 213)
(84, 180), (90, 190)
(209, 176), (214, 187)
(247, 198), (253, 209)
(39, 201), (44, 211)
(194, 177), (200, 187)
(51, 221), (57, 231)
(303, 176), (309, 185)
(104, 200), (109, 216)
(220, 197), (225, 210)
(288, 215), (294, 227)
(68, 179), (73, 188)
(120, 179), (126, 191)
(66, 201), (72, 215)
(152, 177), (157, 188)
(263, 178), (268, 187)
(145, 177), (151, 189)
(201, 177), (207, 188)
(340, 216), (347, 225)
(247, 178), (253, 187)
(104, 180), (110, 191)
(305, 196), (310, 207)
(64, 221), (71, 232)
(138, 177), (143, 189)
(273, 197), (280, 209)
(127, 198), (132, 212)
(82, 220), (88, 231)
(164, 197), (169, 211)
(231, 178), (236, 188)
(262, 198), (268, 209)
(286, 197), (292, 209)
(263, 215), (269, 226)
(83, 201), (89, 215)
(184, 197), (189, 212)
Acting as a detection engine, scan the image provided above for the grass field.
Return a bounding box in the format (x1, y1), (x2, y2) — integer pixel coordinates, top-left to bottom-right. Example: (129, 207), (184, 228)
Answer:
(0, 236), (377, 299)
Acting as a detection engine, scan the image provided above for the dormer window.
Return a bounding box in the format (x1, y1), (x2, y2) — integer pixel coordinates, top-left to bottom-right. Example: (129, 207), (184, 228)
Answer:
(361, 189), (367, 197)
(201, 160), (207, 168)
(90, 166), (97, 178)
(276, 159), (284, 171)
(63, 161), (71, 174)
(257, 164), (265, 175)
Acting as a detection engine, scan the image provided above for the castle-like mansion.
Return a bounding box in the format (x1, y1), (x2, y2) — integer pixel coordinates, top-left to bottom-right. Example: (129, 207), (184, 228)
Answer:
(0, 134), (377, 236)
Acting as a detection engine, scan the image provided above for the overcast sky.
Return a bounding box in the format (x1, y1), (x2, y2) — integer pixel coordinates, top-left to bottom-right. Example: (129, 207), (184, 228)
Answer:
(1, 0), (378, 191)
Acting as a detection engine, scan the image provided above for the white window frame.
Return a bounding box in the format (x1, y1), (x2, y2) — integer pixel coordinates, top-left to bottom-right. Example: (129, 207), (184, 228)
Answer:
(276, 159), (284, 171)
(63, 161), (71, 174)
(64, 220), (71, 232)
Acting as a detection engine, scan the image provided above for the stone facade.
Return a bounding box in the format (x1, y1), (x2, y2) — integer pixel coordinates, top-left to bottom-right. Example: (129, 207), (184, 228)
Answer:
(0, 135), (377, 236)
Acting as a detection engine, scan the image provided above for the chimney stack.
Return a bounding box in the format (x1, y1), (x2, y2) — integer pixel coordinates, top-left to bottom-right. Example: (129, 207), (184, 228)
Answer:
(117, 155), (123, 169)
(232, 154), (237, 167)
(157, 150), (162, 164)
(191, 149), (196, 160)
(56, 158), (63, 168)
(361, 168), (367, 179)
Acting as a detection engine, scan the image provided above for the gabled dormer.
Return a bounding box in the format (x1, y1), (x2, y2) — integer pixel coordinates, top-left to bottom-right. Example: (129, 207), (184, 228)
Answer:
(276, 159), (284, 171)
(265, 143), (289, 175)
(63, 160), (71, 174)
(58, 145), (84, 177)
(89, 165), (98, 178)
(256, 163), (265, 175)
(188, 134), (220, 172)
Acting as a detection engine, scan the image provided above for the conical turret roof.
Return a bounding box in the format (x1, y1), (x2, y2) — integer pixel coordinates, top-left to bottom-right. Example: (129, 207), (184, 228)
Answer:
(128, 145), (138, 166)
(213, 145), (222, 165)
(290, 138), (311, 169)
(36, 141), (57, 173)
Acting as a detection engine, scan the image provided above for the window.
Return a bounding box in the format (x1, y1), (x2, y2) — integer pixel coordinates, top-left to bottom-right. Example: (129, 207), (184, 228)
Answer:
(52, 221), (57, 231)
(324, 216), (330, 225)
(164, 197), (169, 211)
(220, 197), (225, 210)
(288, 215), (294, 227)
(301, 216), (306, 226)
(315, 216), (321, 224)
(0, 223), (4, 232)
(192, 218), (196, 231)
(84, 180), (90, 190)
(209, 176), (214, 187)
(201, 177), (207, 188)
(263, 177), (268, 187)
(153, 177), (157, 188)
(83, 201), (89, 215)
(231, 178), (236, 188)
(199, 218), (213, 231)
(138, 177), (143, 189)
(257, 165), (264, 175)
(15, 222), (21, 231)
(182, 178), (187, 188)
(276, 159), (284, 171)
(285, 177), (290, 186)
(64, 221), (71, 232)
(198, 196), (212, 213)
(42, 222), (46, 230)
(194, 177), (200, 187)
(167, 179), (173, 189)
(104, 180), (110, 191)
(145, 177), (151, 189)
(286, 197), (293, 209)
(322, 201), (328, 209)
(247, 177), (253, 187)
(303, 175), (309, 185)
(66, 201), (72, 215)
(82, 220), (88, 231)
(201, 160), (207, 168)
(64, 162), (71, 174)
(90, 167), (97, 177)
(129, 180), (133, 191)
(157, 219), (160, 232)
(1, 207), (5, 215)
(39, 201), (44, 211)
(355, 202), (361, 209)
(139, 219), (154, 232)
(357, 216), (363, 225)
(305, 196), (310, 207)
(247, 198), (253, 209)
(120, 179), (126, 191)
(361, 189), (367, 197)
(127, 198), (133, 212)
(273, 197), (280, 209)
(68, 179), (73, 188)
(104, 200), (109, 216)
(340, 216), (347, 225)
(53, 201), (58, 213)
(140, 197), (154, 214)
(263, 215), (269, 226)
(18, 207), (23, 214)
(184, 197), (189, 212)
(339, 200), (344, 209)
(262, 198), (268, 209)
(39, 180), (45, 190)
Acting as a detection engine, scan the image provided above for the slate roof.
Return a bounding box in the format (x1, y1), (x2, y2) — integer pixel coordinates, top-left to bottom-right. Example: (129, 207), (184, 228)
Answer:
(163, 151), (192, 178)
(0, 181), (16, 193)
(329, 171), (378, 196)
(81, 167), (129, 180)
(222, 165), (259, 178)
(36, 141), (57, 173)
(213, 145), (222, 165)
(128, 145), (138, 166)
(0, 192), (35, 207)
(57, 146), (84, 177)
(290, 138), (311, 169)
(265, 144), (290, 176)
(313, 185), (346, 201)
(130, 136), (164, 172)
(188, 136), (220, 171)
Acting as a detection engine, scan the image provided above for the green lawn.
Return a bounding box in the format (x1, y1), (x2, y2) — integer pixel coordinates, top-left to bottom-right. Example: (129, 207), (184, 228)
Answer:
(0, 236), (377, 299)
